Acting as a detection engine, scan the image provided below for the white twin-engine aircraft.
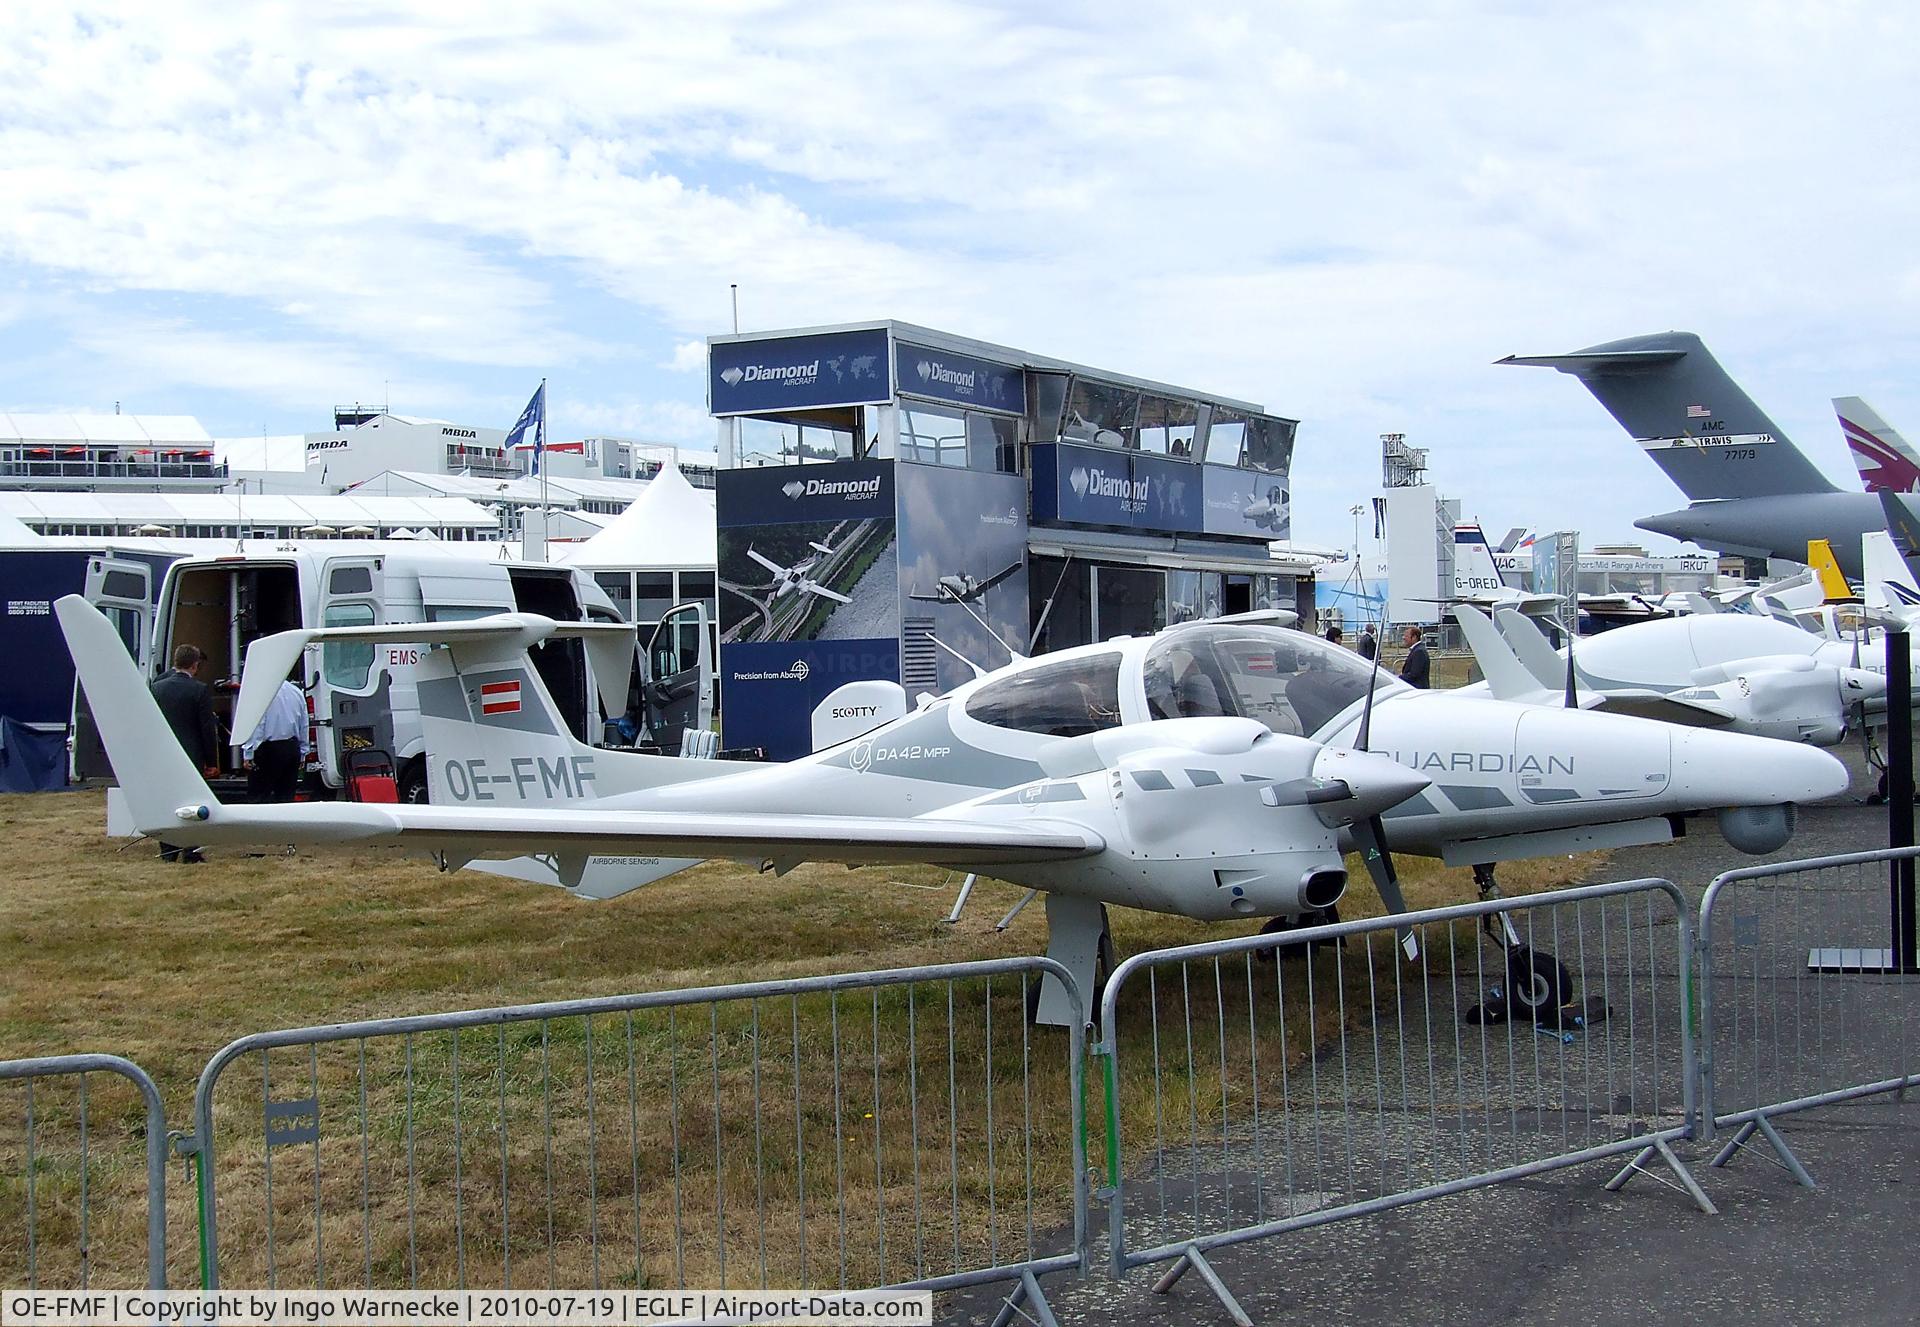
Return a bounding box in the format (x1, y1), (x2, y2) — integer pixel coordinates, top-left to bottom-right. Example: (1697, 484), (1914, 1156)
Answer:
(746, 541), (851, 603)
(57, 597), (1846, 1025)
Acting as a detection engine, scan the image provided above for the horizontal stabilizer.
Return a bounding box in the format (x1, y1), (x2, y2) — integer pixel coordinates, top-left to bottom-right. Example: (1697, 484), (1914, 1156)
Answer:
(236, 612), (635, 740)
(1495, 348), (1686, 373)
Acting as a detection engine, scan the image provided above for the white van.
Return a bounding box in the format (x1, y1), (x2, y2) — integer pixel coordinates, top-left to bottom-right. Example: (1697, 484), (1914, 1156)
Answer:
(72, 547), (712, 800)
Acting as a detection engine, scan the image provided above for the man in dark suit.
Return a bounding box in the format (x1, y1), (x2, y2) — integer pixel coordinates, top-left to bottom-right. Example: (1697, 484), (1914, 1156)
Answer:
(150, 643), (219, 862)
(1399, 625), (1432, 689)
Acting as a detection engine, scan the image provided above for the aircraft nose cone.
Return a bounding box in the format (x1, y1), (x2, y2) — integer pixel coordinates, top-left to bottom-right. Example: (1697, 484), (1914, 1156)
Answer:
(1312, 747), (1431, 822)
(1670, 727), (1850, 805)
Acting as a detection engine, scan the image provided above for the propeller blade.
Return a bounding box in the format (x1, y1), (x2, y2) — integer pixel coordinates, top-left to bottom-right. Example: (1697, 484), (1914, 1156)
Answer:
(1351, 814), (1418, 960)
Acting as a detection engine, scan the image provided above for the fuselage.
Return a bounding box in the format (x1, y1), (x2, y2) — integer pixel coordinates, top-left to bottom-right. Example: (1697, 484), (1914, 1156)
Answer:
(614, 623), (1845, 884)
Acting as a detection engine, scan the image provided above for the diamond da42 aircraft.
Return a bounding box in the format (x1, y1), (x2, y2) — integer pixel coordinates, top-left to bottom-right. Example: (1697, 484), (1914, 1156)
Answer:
(58, 596), (1845, 1024)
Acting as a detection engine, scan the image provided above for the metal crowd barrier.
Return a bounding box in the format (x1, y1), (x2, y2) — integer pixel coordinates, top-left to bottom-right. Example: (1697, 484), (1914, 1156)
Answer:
(1697, 846), (1920, 1186)
(1094, 879), (1707, 1325)
(0, 1053), (169, 1289)
(180, 957), (1086, 1321)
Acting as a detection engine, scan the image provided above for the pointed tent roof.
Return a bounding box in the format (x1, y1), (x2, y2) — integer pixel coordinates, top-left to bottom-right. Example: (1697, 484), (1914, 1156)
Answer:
(559, 462), (716, 571)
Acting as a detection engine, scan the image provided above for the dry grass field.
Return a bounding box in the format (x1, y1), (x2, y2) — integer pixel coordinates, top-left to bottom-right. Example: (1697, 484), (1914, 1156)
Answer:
(0, 789), (1602, 1291)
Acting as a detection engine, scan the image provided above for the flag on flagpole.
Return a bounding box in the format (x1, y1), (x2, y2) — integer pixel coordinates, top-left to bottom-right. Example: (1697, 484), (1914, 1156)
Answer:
(505, 381), (547, 474)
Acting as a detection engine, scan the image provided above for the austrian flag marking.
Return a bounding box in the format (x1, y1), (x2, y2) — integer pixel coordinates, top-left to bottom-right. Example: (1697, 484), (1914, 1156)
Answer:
(480, 680), (522, 715)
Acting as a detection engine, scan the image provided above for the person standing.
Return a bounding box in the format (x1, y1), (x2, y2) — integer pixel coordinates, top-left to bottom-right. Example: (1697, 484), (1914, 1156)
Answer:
(1324, 622), (1344, 647)
(149, 644), (218, 862)
(1399, 625), (1431, 689)
(1357, 624), (1378, 662)
(243, 672), (310, 804)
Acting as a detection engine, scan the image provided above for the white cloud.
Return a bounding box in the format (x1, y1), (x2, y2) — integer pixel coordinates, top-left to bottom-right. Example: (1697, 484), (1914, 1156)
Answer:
(0, 1), (1915, 543)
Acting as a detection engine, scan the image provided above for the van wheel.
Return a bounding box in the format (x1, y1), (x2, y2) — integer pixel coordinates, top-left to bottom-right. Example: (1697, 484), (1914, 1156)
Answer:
(398, 762), (429, 805)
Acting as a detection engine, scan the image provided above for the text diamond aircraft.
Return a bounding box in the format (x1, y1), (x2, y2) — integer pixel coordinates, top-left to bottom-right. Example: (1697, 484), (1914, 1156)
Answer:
(59, 597), (1845, 1025)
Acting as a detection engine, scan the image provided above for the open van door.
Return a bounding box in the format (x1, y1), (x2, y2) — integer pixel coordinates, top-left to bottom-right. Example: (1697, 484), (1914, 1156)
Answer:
(312, 556), (388, 791)
(70, 556), (157, 781)
(643, 602), (713, 753)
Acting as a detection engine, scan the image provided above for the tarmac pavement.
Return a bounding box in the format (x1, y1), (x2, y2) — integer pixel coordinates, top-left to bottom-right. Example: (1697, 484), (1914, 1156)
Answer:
(943, 748), (1920, 1326)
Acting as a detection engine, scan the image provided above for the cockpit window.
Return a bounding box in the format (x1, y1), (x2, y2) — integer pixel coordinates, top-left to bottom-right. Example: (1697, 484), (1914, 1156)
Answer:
(965, 652), (1125, 738)
(1143, 626), (1394, 738)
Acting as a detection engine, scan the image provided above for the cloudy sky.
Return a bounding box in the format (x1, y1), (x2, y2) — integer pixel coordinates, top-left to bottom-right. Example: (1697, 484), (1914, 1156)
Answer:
(3, 1), (1915, 549)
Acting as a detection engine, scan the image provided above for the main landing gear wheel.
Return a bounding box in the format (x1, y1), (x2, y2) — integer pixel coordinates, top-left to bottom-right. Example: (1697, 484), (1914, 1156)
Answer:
(1028, 909), (1116, 1025)
(1255, 904), (1341, 962)
(1505, 945), (1575, 1021)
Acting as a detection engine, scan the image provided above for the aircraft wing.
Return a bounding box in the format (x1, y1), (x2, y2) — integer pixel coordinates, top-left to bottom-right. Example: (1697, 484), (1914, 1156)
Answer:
(906, 589), (946, 602)
(980, 562), (1023, 592)
(804, 582), (853, 604)
(236, 613), (636, 740)
(1587, 691), (1736, 728)
(746, 547), (784, 574)
(172, 801), (1105, 869)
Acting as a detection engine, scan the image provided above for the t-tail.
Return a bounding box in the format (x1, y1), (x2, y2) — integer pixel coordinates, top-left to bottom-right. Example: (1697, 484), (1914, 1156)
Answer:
(1835, 397), (1920, 494)
(62, 597), (732, 898)
(1499, 332), (1837, 502)
(1451, 523), (1509, 593)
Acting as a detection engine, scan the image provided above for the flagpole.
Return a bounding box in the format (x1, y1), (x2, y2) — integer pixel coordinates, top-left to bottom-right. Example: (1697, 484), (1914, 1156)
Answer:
(538, 376), (548, 554)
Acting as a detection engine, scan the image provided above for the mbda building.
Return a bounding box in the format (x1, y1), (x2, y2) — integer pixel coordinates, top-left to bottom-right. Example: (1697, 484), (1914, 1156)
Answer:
(709, 321), (1301, 758)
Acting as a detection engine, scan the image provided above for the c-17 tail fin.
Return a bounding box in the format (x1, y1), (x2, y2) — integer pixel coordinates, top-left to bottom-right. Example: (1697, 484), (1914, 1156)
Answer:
(1835, 397), (1920, 494)
(1499, 332), (1837, 502)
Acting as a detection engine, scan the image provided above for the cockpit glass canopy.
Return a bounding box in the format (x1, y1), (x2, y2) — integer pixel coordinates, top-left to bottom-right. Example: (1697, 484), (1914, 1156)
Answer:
(964, 651), (1125, 738)
(1143, 625), (1396, 739)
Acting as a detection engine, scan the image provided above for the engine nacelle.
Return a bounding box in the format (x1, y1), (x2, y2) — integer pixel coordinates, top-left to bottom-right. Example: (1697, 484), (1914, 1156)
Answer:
(950, 728), (1368, 922)
(1719, 802), (1796, 854)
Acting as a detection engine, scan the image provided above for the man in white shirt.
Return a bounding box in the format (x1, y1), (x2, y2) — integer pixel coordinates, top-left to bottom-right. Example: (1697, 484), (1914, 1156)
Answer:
(243, 674), (311, 804)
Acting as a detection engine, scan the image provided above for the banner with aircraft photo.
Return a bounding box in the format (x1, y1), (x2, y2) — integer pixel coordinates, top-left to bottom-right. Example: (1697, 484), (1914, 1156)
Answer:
(715, 458), (902, 759)
(895, 463), (1030, 694)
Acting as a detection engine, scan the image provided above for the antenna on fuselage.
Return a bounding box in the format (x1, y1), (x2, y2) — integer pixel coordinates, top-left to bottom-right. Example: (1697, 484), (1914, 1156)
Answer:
(927, 633), (988, 681)
(944, 590), (1024, 665)
(1028, 555), (1076, 654)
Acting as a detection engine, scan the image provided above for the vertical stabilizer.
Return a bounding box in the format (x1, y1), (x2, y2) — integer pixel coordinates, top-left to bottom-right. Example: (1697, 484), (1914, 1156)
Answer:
(1835, 397), (1920, 494)
(1499, 333), (1837, 501)
(1806, 540), (1855, 602)
(1861, 531), (1917, 611)
(1451, 524), (1510, 594)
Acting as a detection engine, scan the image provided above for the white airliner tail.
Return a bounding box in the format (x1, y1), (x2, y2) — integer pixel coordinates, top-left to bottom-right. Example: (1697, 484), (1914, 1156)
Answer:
(1452, 524), (1509, 594)
(1836, 397), (1920, 494)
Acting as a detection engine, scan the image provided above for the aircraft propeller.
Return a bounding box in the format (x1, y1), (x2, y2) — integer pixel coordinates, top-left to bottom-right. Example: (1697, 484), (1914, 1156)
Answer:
(1351, 607), (1419, 959)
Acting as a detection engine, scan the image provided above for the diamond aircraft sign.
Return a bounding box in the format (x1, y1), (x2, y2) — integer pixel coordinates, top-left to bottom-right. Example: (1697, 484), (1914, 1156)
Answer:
(710, 328), (891, 415)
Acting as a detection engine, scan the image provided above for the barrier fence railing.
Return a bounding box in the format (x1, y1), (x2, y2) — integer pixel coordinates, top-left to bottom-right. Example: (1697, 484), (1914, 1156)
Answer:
(18, 856), (1920, 1314)
(179, 956), (1086, 1322)
(0, 1053), (169, 1289)
(1094, 879), (1707, 1326)
(1696, 845), (1920, 1185)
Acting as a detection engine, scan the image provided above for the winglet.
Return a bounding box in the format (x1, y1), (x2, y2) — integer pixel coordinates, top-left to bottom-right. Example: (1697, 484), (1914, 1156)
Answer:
(1449, 604), (1545, 701)
(56, 595), (214, 835)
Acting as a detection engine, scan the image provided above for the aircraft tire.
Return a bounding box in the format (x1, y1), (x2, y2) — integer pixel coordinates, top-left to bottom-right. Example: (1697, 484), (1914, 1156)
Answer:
(1506, 946), (1574, 1020)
